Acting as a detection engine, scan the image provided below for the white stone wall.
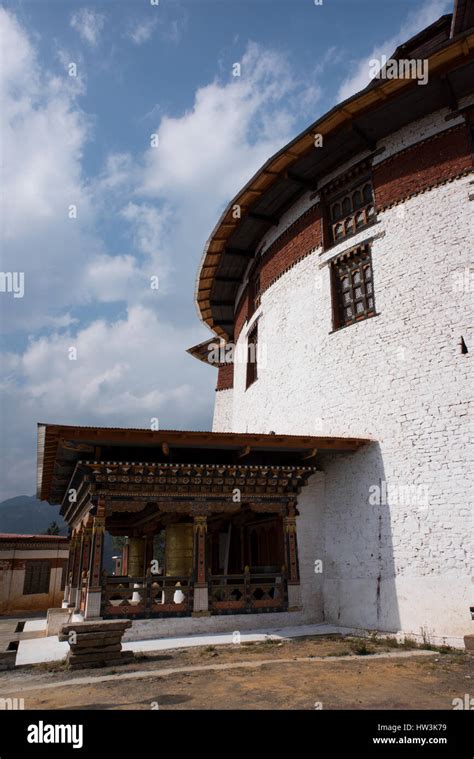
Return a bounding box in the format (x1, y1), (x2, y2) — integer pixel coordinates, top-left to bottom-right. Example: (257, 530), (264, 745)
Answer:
(212, 389), (234, 432)
(212, 149), (473, 644)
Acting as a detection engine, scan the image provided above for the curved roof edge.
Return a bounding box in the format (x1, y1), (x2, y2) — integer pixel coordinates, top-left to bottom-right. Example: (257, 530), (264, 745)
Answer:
(194, 12), (474, 341)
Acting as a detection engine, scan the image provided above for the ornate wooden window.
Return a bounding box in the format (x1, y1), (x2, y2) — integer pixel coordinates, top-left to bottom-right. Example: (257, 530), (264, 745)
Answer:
(248, 270), (261, 319)
(23, 560), (51, 595)
(331, 245), (376, 329)
(246, 323), (258, 388)
(327, 177), (376, 245)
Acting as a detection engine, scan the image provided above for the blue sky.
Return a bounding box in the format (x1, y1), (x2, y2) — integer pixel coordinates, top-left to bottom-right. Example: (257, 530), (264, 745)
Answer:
(0, 0), (451, 499)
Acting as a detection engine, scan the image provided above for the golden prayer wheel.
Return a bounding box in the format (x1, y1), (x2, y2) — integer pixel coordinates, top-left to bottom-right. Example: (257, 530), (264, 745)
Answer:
(127, 537), (146, 577)
(165, 523), (193, 576)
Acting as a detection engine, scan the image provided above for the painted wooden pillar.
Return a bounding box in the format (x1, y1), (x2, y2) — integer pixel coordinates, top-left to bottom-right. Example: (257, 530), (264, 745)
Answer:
(283, 503), (301, 610)
(84, 498), (106, 619)
(70, 526), (84, 610)
(79, 518), (93, 611)
(193, 515), (209, 613)
(63, 533), (77, 606)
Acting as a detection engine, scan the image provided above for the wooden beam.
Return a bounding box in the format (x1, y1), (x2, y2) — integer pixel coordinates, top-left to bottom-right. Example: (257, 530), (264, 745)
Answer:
(439, 73), (458, 111)
(247, 211), (280, 225)
(350, 122), (377, 151)
(210, 299), (235, 307)
(238, 446), (251, 458)
(214, 275), (242, 283)
(225, 247), (253, 257)
(285, 171), (318, 190)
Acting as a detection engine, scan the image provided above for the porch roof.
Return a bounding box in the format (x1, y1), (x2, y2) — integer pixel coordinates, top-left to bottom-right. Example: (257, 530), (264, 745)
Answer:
(37, 423), (371, 507)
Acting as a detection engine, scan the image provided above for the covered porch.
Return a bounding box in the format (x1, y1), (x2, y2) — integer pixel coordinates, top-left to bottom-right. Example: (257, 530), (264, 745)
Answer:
(37, 424), (368, 621)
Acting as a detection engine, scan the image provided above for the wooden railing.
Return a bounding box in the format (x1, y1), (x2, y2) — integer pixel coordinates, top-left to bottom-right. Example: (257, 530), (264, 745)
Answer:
(102, 571), (289, 617)
(210, 570), (287, 614)
(101, 575), (192, 618)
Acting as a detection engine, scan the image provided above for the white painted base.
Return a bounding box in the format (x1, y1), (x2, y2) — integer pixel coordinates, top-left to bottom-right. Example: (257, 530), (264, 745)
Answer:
(287, 584), (302, 610)
(123, 609), (310, 641)
(84, 591), (102, 619)
(46, 607), (72, 636)
(193, 586), (209, 612)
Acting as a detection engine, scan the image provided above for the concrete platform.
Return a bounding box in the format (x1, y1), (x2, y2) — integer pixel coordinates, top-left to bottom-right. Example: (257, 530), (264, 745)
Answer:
(122, 623), (349, 654)
(15, 623), (351, 666)
(23, 619), (47, 633)
(16, 636), (69, 666)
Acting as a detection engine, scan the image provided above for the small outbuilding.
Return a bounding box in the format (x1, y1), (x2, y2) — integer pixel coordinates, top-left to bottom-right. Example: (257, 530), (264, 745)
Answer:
(0, 534), (69, 614)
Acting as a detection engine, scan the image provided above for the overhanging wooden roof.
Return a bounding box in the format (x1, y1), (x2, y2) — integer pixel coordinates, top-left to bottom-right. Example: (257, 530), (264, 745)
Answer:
(186, 337), (224, 366)
(194, 12), (474, 341)
(37, 423), (370, 505)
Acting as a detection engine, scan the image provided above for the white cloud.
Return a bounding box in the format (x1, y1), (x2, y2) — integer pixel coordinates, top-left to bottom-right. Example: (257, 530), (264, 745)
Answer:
(0, 8), (107, 331)
(140, 42), (314, 202)
(337, 0), (451, 101)
(70, 8), (105, 47)
(93, 152), (136, 193)
(84, 254), (145, 304)
(0, 10), (330, 499)
(0, 307), (214, 498)
(127, 18), (157, 45)
(120, 202), (171, 257)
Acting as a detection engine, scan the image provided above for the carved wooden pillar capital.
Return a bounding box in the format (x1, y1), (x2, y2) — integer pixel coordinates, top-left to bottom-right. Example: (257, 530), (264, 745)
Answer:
(193, 515), (208, 534)
(193, 515), (208, 587)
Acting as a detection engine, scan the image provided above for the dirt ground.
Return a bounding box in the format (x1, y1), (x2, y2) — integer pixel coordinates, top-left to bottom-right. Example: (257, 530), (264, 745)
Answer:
(1, 635), (472, 710)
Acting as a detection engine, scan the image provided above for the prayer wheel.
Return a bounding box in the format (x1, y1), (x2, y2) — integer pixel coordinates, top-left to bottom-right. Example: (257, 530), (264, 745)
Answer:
(127, 537), (146, 577)
(165, 523), (193, 576)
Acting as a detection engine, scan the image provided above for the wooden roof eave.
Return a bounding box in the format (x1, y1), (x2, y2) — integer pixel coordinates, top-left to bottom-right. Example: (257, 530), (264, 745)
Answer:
(37, 423), (372, 505)
(195, 31), (474, 340)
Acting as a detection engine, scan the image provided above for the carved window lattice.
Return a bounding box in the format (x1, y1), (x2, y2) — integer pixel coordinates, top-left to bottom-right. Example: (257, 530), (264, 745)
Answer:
(246, 323), (258, 388)
(328, 178), (375, 244)
(248, 271), (261, 319)
(331, 245), (375, 329)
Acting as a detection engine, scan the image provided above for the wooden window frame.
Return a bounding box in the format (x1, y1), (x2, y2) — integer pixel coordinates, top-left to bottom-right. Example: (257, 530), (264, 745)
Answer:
(248, 269), (261, 320)
(246, 323), (258, 389)
(323, 173), (377, 249)
(331, 245), (376, 330)
(23, 560), (51, 596)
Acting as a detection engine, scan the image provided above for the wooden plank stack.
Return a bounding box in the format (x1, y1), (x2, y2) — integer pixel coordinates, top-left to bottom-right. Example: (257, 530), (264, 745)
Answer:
(59, 620), (134, 670)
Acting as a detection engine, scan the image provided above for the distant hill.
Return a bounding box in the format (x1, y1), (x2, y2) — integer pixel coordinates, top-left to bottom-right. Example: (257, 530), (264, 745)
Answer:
(0, 495), (68, 535)
(0, 495), (115, 570)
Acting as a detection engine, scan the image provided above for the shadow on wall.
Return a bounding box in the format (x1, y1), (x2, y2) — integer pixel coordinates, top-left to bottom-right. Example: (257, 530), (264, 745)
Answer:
(319, 442), (401, 633)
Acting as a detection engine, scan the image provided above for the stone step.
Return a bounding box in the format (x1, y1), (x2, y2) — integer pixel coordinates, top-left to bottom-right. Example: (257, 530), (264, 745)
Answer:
(60, 620), (131, 635)
(69, 643), (122, 656)
(59, 632), (123, 645)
